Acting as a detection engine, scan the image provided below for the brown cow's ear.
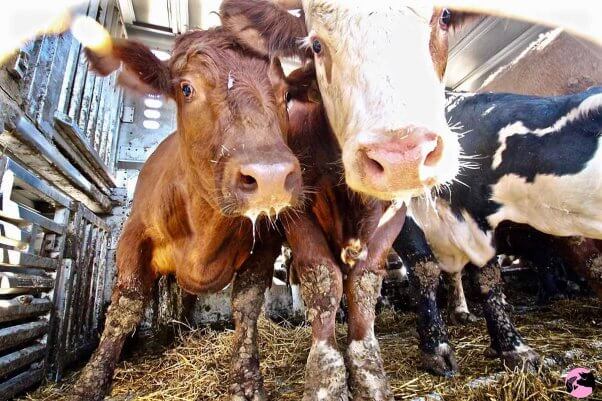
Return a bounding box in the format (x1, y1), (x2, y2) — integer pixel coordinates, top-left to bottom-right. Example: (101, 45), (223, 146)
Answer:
(220, 0), (310, 60)
(85, 39), (173, 97)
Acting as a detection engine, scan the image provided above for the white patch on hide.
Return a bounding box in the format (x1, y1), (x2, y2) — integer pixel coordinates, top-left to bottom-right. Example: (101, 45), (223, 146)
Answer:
(488, 142), (602, 240)
(409, 197), (496, 272)
(492, 93), (602, 169)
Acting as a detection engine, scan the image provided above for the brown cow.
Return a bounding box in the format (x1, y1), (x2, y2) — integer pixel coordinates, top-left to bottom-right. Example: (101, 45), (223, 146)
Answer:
(70, 26), (304, 401)
(279, 65), (406, 400)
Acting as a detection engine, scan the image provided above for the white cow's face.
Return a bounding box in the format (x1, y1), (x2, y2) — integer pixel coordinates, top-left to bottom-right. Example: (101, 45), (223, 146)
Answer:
(302, 0), (460, 201)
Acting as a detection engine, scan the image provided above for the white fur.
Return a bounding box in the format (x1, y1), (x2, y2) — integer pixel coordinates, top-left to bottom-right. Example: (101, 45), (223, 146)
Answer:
(488, 144), (602, 240)
(302, 0), (460, 199)
(409, 198), (496, 271)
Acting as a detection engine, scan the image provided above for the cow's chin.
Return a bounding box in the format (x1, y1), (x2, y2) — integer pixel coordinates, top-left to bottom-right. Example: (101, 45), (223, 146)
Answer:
(243, 205), (291, 223)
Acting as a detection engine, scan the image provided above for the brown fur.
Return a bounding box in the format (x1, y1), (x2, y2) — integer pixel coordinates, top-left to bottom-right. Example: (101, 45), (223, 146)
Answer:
(220, 0), (310, 60)
(282, 65), (406, 400)
(72, 28), (301, 401)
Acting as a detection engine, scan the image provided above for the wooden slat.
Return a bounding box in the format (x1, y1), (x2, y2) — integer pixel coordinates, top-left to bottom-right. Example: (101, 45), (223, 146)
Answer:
(0, 297), (52, 323)
(0, 321), (47, 353)
(0, 343), (46, 378)
(0, 365), (44, 401)
(0, 248), (59, 270)
(0, 272), (54, 295)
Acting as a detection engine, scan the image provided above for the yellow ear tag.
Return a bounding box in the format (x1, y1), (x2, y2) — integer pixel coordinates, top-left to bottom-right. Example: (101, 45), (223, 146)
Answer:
(71, 15), (112, 55)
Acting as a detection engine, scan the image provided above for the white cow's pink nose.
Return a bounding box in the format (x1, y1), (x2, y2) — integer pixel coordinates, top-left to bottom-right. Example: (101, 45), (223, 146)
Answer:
(355, 126), (444, 192)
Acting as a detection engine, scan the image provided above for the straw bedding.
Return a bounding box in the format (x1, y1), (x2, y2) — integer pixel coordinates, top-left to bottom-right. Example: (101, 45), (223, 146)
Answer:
(21, 297), (602, 401)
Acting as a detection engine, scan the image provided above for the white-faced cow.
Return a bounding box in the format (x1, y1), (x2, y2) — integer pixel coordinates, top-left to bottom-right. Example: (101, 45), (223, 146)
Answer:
(394, 87), (602, 375)
(220, 0), (467, 201)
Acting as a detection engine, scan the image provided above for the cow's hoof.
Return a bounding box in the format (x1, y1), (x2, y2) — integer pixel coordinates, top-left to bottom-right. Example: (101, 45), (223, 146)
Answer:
(421, 343), (459, 377)
(450, 310), (479, 325)
(303, 341), (348, 401)
(230, 389), (268, 401)
(501, 347), (541, 372)
(346, 337), (393, 401)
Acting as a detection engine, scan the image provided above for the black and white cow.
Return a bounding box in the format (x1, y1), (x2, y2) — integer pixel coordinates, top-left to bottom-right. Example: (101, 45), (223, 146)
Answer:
(394, 87), (602, 376)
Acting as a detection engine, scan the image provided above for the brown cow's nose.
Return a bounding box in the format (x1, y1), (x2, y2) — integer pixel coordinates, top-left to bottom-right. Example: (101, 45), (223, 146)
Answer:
(236, 161), (302, 213)
(356, 126), (444, 193)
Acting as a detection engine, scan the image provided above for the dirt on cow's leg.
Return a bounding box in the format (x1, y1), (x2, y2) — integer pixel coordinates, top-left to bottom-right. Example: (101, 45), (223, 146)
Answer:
(586, 254), (602, 298)
(70, 288), (147, 401)
(468, 261), (541, 371)
(229, 241), (278, 401)
(344, 268), (392, 401)
(71, 228), (153, 401)
(446, 271), (478, 325)
(408, 261), (458, 377)
(299, 262), (348, 401)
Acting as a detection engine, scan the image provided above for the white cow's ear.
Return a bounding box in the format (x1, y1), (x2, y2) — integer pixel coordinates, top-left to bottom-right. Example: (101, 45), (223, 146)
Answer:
(220, 0), (310, 60)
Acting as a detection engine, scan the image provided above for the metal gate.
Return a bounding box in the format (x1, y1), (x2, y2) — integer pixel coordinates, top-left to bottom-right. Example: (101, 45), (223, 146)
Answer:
(0, 156), (71, 400)
(51, 204), (111, 380)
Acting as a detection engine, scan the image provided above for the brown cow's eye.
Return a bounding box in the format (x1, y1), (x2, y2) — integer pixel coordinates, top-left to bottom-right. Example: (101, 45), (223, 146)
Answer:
(312, 39), (323, 54)
(181, 82), (194, 99)
(439, 9), (452, 30)
(284, 91), (292, 103)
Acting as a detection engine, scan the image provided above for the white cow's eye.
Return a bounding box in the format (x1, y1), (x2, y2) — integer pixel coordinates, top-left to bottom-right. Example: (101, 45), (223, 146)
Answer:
(439, 9), (452, 29)
(312, 39), (323, 54)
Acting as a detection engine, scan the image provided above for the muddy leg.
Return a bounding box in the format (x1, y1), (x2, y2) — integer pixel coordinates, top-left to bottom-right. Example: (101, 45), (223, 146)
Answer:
(71, 228), (153, 401)
(446, 271), (478, 325)
(298, 261), (347, 401)
(467, 261), (540, 370)
(408, 261), (458, 377)
(394, 217), (458, 377)
(229, 241), (277, 401)
(345, 267), (392, 401)
(286, 214), (347, 401)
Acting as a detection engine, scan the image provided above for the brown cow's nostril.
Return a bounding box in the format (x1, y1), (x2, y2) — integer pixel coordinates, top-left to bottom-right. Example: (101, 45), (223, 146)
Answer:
(284, 171), (300, 192)
(238, 173), (258, 192)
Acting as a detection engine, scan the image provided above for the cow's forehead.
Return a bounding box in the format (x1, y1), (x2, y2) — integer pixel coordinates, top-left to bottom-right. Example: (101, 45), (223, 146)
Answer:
(303, 0), (434, 26)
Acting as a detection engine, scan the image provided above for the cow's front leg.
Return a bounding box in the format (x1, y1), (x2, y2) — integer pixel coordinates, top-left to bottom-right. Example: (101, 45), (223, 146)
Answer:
(345, 266), (392, 401)
(408, 260), (458, 377)
(229, 240), (278, 401)
(71, 226), (153, 401)
(446, 271), (478, 324)
(467, 261), (540, 370)
(286, 215), (347, 401)
(394, 217), (458, 377)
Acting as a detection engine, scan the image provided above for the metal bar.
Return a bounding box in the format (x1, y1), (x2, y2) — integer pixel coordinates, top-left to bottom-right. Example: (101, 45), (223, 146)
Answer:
(0, 248), (59, 270)
(0, 297), (53, 323)
(4, 157), (73, 209)
(0, 343), (46, 378)
(0, 320), (47, 353)
(0, 365), (44, 401)
(0, 202), (65, 235)
(0, 272), (54, 295)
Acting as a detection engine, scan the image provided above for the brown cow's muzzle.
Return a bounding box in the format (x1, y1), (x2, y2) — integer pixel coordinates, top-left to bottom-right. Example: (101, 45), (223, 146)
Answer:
(344, 126), (447, 201)
(223, 154), (302, 218)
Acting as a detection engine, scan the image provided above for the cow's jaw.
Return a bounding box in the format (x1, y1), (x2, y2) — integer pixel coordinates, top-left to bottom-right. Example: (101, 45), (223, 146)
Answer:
(303, 0), (460, 200)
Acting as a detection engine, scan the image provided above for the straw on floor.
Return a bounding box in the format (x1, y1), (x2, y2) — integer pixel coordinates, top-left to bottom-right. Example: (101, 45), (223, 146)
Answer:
(21, 297), (602, 401)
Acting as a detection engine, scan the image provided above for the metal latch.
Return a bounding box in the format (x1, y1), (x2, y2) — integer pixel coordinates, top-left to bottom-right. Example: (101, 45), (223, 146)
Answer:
(7, 50), (29, 80)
